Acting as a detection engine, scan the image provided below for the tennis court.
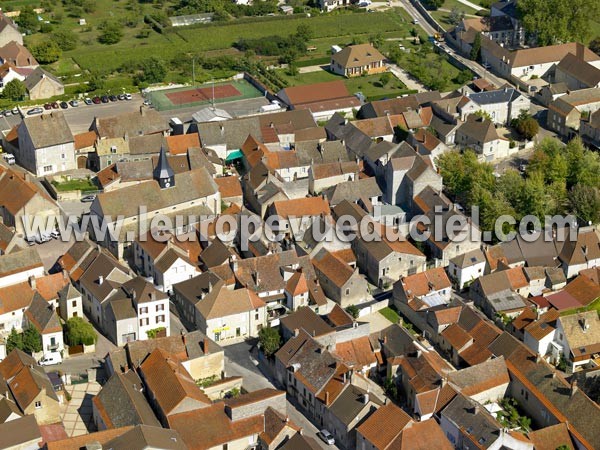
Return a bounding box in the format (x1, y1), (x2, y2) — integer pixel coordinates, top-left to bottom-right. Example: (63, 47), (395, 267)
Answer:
(147, 79), (264, 111)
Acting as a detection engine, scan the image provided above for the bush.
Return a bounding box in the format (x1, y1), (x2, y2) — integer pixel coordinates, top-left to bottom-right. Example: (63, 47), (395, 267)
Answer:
(65, 317), (97, 346)
(31, 41), (62, 64)
(98, 20), (124, 44)
(345, 305), (359, 319)
(2, 79), (26, 101)
(146, 326), (166, 339)
(52, 29), (79, 51)
(258, 326), (281, 357)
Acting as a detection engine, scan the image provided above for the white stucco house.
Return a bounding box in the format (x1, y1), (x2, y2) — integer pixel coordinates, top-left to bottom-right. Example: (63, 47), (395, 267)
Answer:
(448, 248), (486, 290)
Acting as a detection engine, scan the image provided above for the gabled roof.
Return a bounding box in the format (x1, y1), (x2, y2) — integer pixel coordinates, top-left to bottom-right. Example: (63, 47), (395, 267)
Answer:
(93, 370), (161, 428)
(0, 41), (37, 67)
(312, 248), (355, 288)
(23, 67), (62, 91)
(21, 111), (73, 149)
(139, 348), (211, 416)
(102, 425), (187, 450)
(196, 284), (265, 320)
(557, 53), (600, 88)
(527, 423), (575, 450)
(93, 107), (168, 139)
(0, 246), (42, 278)
(331, 44), (385, 69)
(447, 356), (509, 397)
(25, 292), (62, 334)
(457, 116), (501, 143)
(279, 306), (332, 338)
(356, 402), (412, 450)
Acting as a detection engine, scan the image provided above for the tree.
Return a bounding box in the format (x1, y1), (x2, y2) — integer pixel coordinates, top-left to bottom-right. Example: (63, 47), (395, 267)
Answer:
(30, 40), (62, 64)
(345, 305), (359, 319)
(65, 317), (97, 346)
(518, 0), (599, 46)
(52, 29), (78, 51)
(98, 20), (124, 44)
(258, 326), (281, 357)
(6, 328), (23, 353)
(379, 72), (392, 87)
(590, 37), (600, 55)
(470, 33), (481, 61)
(16, 5), (38, 33)
(88, 71), (106, 91)
(423, 0), (443, 10)
(512, 111), (539, 140)
(136, 57), (167, 84)
(449, 7), (465, 25)
(570, 184), (600, 224)
(22, 327), (42, 354)
(295, 23), (313, 42)
(528, 138), (568, 185)
(2, 79), (26, 101)
(474, 109), (492, 121)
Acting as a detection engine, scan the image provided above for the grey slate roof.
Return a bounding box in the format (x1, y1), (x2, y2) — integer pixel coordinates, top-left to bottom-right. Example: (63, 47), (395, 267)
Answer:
(328, 384), (381, 427)
(198, 117), (262, 149)
(93, 108), (168, 139)
(22, 111), (73, 149)
(323, 177), (382, 206)
(94, 370), (161, 428)
(0, 247), (42, 277)
(469, 87), (521, 105)
(441, 394), (501, 448)
(23, 67), (63, 91)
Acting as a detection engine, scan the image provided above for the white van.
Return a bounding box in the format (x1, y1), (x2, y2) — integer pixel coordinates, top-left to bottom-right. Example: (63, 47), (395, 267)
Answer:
(39, 352), (62, 366)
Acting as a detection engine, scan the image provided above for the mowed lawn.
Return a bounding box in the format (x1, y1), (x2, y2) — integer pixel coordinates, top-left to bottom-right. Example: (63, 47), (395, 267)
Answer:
(278, 68), (411, 100)
(55, 12), (408, 74)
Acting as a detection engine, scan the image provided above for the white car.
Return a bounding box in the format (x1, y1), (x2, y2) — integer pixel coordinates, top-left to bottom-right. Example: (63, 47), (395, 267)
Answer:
(125, 93), (132, 100)
(318, 430), (335, 445)
(39, 352), (62, 366)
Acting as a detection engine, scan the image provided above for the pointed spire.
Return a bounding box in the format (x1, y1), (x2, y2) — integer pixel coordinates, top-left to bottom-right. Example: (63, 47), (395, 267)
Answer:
(154, 145), (175, 189)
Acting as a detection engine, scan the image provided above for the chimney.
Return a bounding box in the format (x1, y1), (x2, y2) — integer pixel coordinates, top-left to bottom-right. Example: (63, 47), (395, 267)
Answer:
(325, 391), (330, 404)
(203, 338), (209, 355)
(98, 275), (104, 285)
(362, 393), (369, 404)
(570, 379), (578, 398)
(383, 335), (388, 344)
(343, 372), (347, 383)
(28, 275), (36, 290)
(294, 328), (300, 337)
(150, 292), (156, 301)
(62, 269), (69, 281)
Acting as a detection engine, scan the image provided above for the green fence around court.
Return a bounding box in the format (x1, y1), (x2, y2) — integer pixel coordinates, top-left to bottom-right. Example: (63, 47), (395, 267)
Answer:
(146, 79), (264, 111)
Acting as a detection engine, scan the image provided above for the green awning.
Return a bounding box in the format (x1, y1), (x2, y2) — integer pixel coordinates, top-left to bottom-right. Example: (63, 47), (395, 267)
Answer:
(225, 150), (244, 162)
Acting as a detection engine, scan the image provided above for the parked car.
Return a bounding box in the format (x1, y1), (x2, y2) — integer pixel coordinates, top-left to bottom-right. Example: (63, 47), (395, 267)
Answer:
(69, 100), (79, 107)
(39, 352), (62, 366)
(318, 430), (335, 445)
(117, 94), (125, 100)
(84, 98), (93, 105)
(60, 101), (68, 109)
(2, 110), (11, 116)
(109, 94), (118, 102)
(92, 96), (101, 104)
(125, 93), (132, 100)
(81, 194), (96, 203)
(34, 232), (51, 244)
(143, 99), (151, 106)
(2, 153), (15, 165)
(101, 95), (109, 103)
(50, 229), (61, 239)
(44, 103), (52, 110)
(24, 235), (36, 246)
(27, 107), (44, 115)
(51, 102), (59, 109)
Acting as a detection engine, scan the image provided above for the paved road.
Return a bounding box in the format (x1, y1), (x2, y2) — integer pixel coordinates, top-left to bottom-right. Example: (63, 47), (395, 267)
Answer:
(223, 341), (339, 449)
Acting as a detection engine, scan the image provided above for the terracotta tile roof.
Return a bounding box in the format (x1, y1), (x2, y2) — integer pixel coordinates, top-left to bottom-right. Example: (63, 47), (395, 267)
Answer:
(285, 270), (308, 296)
(441, 323), (472, 350)
(326, 304), (353, 328)
(260, 406), (300, 446)
(214, 175), (242, 199)
(0, 41), (37, 67)
(448, 356), (509, 397)
(432, 306), (462, 326)
(35, 272), (69, 302)
(166, 133), (200, 155)
(196, 284), (265, 320)
(46, 427), (134, 450)
(168, 403), (264, 450)
(524, 308), (559, 341)
(139, 348), (211, 416)
(511, 308), (537, 332)
(563, 273), (600, 306)
(311, 160), (358, 180)
(393, 418), (454, 449)
(96, 164), (120, 188)
(74, 130), (97, 150)
(527, 423), (574, 450)
(0, 167), (55, 216)
(312, 249), (355, 288)
(272, 196), (330, 220)
(0, 281), (36, 315)
(356, 403), (412, 450)
(459, 343), (492, 366)
(333, 336), (376, 369)
(280, 306), (332, 338)
(398, 267), (451, 302)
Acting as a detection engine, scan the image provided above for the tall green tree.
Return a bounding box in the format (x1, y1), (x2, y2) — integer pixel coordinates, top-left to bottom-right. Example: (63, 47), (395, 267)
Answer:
(470, 33), (481, 61)
(30, 40), (62, 64)
(2, 79), (26, 101)
(22, 327), (42, 354)
(258, 326), (281, 357)
(136, 57), (167, 84)
(65, 317), (97, 346)
(570, 184), (600, 224)
(52, 29), (79, 51)
(6, 328), (23, 353)
(98, 20), (124, 44)
(16, 6), (38, 33)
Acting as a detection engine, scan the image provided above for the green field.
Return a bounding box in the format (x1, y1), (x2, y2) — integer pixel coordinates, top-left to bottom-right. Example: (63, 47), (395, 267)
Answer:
(31, 11), (410, 74)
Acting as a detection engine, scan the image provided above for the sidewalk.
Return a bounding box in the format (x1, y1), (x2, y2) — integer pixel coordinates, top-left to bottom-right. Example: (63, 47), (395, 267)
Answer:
(60, 381), (101, 437)
(386, 62), (427, 92)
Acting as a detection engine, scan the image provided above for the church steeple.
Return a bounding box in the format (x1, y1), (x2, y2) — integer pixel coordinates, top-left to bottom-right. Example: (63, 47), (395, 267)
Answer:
(154, 146), (175, 189)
